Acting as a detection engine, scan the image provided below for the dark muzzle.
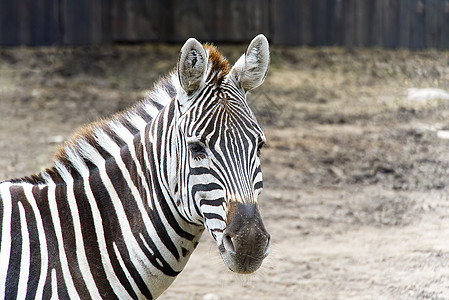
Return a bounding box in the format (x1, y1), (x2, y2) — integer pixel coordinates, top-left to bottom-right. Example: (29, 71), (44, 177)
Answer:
(219, 202), (270, 273)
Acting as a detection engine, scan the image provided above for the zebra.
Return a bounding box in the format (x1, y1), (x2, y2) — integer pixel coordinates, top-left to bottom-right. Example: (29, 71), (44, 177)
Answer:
(0, 34), (271, 299)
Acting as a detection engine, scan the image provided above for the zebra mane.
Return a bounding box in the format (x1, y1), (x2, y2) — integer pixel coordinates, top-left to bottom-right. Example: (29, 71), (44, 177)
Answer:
(9, 44), (231, 185)
(203, 44), (231, 83)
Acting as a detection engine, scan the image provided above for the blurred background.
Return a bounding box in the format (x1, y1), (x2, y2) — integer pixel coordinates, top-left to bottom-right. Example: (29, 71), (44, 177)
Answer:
(1, 1), (449, 299)
(1, 0), (449, 49)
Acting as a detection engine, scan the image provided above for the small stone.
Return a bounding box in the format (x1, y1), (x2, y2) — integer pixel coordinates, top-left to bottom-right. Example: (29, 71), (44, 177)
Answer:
(202, 293), (220, 300)
(437, 130), (449, 140)
(47, 135), (65, 144)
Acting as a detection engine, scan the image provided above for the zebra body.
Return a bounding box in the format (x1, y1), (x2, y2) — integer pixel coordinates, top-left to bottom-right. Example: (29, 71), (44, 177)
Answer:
(0, 35), (270, 299)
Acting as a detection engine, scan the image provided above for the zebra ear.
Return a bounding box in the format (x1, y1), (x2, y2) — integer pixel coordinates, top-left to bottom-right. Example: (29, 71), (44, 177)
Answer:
(178, 38), (207, 96)
(230, 34), (270, 92)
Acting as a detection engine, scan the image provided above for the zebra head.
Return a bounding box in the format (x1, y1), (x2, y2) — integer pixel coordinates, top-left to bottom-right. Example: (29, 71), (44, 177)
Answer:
(174, 35), (270, 274)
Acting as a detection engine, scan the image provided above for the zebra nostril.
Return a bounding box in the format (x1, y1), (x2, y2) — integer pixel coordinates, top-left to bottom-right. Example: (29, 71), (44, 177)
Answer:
(223, 234), (236, 254)
(263, 235), (271, 258)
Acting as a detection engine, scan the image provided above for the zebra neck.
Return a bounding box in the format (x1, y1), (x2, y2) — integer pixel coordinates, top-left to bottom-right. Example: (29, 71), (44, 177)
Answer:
(50, 100), (203, 296)
(46, 106), (203, 297)
(1, 75), (208, 298)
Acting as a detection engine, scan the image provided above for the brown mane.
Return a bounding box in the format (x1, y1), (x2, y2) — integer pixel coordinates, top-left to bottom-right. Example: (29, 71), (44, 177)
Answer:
(203, 44), (231, 83)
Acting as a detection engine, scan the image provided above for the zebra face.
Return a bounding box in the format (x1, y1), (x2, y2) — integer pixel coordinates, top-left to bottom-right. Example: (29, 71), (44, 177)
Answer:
(175, 35), (271, 273)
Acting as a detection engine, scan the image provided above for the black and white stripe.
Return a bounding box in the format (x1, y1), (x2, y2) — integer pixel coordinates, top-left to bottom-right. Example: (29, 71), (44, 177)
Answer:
(0, 34), (271, 299)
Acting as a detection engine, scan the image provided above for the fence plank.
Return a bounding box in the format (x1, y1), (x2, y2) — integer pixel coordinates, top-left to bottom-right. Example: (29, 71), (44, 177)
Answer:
(354, 0), (368, 46)
(370, 0), (383, 46)
(89, 0), (103, 44)
(172, 0), (216, 41)
(441, 0), (449, 48)
(397, 0), (411, 48)
(34, 0), (59, 45)
(384, 0), (400, 48)
(311, 0), (327, 45)
(410, 0), (426, 49)
(327, 0), (343, 45)
(435, 0), (446, 48)
(341, 0), (354, 47)
(2, 0), (449, 48)
(0, 0), (19, 45)
(272, 0), (301, 45)
(215, 0), (270, 42)
(61, 0), (90, 44)
(343, 0), (374, 47)
(109, 0), (163, 42)
(425, 0), (439, 48)
(298, 0), (313, 45)
(17, 0), (30, 44)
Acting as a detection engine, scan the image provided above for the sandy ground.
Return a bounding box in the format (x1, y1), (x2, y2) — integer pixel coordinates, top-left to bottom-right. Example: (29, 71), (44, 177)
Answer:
(1, 44), (449, 299)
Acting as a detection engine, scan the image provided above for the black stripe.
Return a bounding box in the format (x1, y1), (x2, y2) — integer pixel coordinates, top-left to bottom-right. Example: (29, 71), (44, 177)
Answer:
(33, 185), (58, 299)
(149, 99), (164, 111)
(104, 126), (127, 150)
(254, 180), (263, 191)
(5, 190), (22, 298)
(135, 105), (152, 123)
(55, 182), (91, 299)
(200, 197), (225, 207)
(191, 183), (222, 195)
(252, 165), (262, 182)
(74, 177), (119, 299)
(89, 168), (130, 300)
(23, 187), (43, 300)
(137, 230), (180, 277)
(121, 117), (141, 136)
(56, 264), (70, 299)
(203, 213), (224, 221)
(113, 237), (152, 299)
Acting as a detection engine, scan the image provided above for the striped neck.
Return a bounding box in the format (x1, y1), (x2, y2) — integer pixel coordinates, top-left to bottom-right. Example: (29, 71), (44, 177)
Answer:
(3, 73), (205, 299)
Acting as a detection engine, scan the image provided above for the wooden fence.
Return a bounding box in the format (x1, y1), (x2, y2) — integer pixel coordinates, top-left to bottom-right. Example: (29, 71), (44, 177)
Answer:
(1, 0), (449, 49)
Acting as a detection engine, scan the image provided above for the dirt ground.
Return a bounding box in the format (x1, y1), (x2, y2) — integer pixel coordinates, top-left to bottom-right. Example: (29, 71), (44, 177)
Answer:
(1, 43), (449, 300)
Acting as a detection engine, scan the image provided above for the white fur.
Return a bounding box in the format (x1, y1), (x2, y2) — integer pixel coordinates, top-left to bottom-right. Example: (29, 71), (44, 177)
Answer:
(59, 146), (88, 178)
(143, 101), (161, 120)
(126, 112), (147, 133)
(50, 269), (58, 300)
(178, 38), (207, 97)
(145, 82), (172, 114)
(16, 201), (30, 300)
(230, 34), (270, 92)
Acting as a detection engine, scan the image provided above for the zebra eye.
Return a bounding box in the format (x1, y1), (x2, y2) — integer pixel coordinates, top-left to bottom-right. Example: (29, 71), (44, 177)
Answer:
(257, 141), (265, 157)
(188, 142), (207, 160)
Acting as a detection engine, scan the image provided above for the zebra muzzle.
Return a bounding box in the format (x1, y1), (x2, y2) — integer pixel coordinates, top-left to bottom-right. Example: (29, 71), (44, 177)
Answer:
(219, 202), (270, 274)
